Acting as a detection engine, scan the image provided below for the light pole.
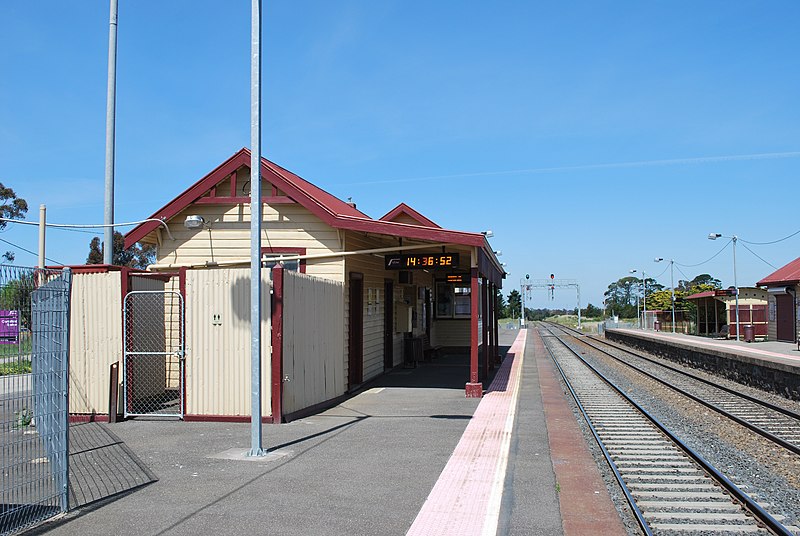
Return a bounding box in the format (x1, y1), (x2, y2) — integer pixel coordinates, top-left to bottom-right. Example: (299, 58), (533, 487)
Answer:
(655, 258), (675, 333)
(629, 269), (640, 328)
(642, 270), (647, 329)
(708, 233), (740, 341)
(520, 273), (530, 328)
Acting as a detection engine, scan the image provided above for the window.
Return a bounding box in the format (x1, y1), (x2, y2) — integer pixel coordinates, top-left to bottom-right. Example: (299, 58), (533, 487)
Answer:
(435, 281), (471, 319)
(261, 247), (306, 273)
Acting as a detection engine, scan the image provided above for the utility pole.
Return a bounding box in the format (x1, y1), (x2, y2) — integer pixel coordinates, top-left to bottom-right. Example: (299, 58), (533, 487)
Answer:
(248, 0), (265, 457)
(38, 205), (46, 269)
(103, 0), (119, 265)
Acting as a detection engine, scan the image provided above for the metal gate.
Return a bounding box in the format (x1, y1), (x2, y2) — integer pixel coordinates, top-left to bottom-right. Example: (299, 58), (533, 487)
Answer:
(123, 291), (184, 418)
(1, 267), (71, 535)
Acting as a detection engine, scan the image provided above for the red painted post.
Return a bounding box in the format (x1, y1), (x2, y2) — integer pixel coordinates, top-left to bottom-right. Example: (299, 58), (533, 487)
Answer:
(271, 264), (284, 423)
(482, 277), (491, 374)
(494, 283), (502, 364)
(179, 266), (188, 417)
(466, 267), (483, 397)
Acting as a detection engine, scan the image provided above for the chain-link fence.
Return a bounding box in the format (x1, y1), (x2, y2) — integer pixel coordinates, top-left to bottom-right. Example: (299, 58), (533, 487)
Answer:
(0, 266), (71, 535)
(123, 291), (184, 417)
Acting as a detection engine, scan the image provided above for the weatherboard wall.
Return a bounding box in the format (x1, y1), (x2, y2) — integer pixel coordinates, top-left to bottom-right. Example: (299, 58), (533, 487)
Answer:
(154, 199), (344, 281)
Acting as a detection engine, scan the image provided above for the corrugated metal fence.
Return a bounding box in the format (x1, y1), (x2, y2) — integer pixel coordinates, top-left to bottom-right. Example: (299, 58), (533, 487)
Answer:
(282, 270), (344, 417)
(0, 266), (71, 535)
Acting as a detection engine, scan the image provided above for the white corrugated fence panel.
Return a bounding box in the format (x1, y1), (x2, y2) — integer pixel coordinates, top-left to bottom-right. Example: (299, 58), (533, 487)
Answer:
(69, 271), (123, 414)
(282, 270), (344, 415)
(185, 268), (271, 417)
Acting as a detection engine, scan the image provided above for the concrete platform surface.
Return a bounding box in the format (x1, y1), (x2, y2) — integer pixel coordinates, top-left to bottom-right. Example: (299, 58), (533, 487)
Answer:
(29, 329), (624, 536)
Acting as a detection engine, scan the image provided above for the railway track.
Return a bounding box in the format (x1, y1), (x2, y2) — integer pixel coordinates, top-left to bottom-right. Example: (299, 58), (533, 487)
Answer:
(546, 322), (800, 455)
(539, 324), (798, 535)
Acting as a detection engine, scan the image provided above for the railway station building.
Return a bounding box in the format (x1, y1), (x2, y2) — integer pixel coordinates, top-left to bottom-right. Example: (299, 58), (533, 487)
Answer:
(684, 287), (768, 339)
(67, 148), (504, 423)
(756, 257), (800, 343)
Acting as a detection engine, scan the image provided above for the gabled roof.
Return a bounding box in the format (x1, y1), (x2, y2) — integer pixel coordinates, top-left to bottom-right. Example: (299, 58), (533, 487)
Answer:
(757, 256), (800, 286)
(685, 290), (716, 300)
(380, 203), (440, 228)
(125, 149), (372, 247)
(124, 148), (491, 251)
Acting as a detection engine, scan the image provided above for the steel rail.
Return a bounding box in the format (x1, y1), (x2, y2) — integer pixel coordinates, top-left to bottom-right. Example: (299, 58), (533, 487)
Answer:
(547, 323), (800, 455)
(539, 330), (653, 536)
(542, 323), (794, 536)
(585, 331), (800, 420)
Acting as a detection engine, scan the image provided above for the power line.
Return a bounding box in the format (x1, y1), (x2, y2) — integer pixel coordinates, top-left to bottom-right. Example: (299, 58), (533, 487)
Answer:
(739, 228), (800, 246)
(740, 242), (777, 269)
(0, 238), (64, 265)
(0, 217), (174, 240)
(675, 240), (730, 268)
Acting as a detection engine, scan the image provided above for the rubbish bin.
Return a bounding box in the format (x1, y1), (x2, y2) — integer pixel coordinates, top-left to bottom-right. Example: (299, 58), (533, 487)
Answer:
(654, 320), (661, 332)
(744, 324), (754, 343)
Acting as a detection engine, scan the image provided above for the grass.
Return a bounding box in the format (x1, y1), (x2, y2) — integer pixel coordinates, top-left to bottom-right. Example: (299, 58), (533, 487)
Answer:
(0, 359), (32, 375)
(0, 332), (31, 358)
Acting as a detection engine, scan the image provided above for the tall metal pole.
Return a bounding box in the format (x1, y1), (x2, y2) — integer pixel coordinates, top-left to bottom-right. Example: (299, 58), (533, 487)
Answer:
(670, 260), (676, 333)
(38, 205), (46, 269)
(248, 0), (265, 457)
(642, 271), (647, 329)
(630, 269), (639, 328)
(732, 236), (740, 342)
(103, 0), (119, 265)
(519, 281), (525, 328)
(577, 283), (581, 330)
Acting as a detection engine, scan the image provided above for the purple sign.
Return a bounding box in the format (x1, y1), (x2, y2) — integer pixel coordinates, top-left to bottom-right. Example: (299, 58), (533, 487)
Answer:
(0, 310), (19, 344)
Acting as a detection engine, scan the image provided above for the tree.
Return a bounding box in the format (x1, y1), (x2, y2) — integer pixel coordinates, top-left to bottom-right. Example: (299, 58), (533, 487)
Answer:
(87, 231), (156, 269)
(583, 303), (603, 318)
(677, 273), (721, 292)
(603, 276), (639, 319)
(507, 290), (521, 319)
(0, 272), (33, 329)
(495, 288), (508, 318)
(0, 183), (29, 262)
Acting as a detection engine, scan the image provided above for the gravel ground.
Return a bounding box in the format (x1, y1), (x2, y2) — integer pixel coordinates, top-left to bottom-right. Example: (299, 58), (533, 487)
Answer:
(564, 334), (800, 533)
(539, 325), (800, 534)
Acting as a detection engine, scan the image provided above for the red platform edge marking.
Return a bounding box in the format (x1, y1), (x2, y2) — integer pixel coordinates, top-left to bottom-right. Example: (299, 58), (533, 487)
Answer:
(407, 330), (527, 536)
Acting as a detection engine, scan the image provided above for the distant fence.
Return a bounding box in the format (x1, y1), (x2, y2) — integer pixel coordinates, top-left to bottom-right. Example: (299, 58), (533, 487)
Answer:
(0, 266), (72, 535)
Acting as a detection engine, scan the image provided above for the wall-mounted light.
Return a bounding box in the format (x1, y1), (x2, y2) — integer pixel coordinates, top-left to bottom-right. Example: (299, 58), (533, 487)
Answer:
(482, 230), (493, 238)
(184, 215), (206, 229)
(494, 250), (502, 256)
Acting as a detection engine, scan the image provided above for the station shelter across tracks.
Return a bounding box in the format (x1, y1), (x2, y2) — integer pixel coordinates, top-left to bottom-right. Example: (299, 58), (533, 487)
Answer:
(65, 148), (504, 424)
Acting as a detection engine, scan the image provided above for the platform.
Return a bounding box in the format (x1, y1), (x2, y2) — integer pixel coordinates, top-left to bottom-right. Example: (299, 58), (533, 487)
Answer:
(604, 328), (800, 400)
(32, 328), (626, 536)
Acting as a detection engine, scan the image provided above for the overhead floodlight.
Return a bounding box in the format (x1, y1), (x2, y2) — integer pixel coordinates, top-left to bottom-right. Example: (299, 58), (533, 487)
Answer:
(184, 215), (206, 229)
(708, 233), (722, 240)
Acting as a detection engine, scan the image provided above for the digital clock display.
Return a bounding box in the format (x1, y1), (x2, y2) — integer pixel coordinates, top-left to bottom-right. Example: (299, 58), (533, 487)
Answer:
(385, 253), (460, 270)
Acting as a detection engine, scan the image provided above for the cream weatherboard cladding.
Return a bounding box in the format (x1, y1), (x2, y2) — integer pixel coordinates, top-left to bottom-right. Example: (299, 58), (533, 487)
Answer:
(68, 271), (123, 415)
(184, 268), (272, 417)
(281, 271), (345, 416)
(155, 201), (345, 282)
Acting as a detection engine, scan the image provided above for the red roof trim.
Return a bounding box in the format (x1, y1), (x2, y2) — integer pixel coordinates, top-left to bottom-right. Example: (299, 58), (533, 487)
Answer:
(125, 150), (251, 247)
(123, 149), (499, 274)
(756, 256), (800, 286)
(685, 290), (716, 300)
(380, 203), (440, 228)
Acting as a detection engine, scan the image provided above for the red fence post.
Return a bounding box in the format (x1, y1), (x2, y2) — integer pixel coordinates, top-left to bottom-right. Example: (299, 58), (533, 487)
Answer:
(271, 264), (284, 423)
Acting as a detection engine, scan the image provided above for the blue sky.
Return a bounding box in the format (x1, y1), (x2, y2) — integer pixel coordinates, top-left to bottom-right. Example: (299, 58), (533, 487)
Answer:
(2, 1), (799, 309)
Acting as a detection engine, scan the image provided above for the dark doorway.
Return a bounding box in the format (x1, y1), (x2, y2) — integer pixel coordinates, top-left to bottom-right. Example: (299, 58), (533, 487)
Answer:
(775, 293), (796, 342)
(348, 272), (364, 388)
(384, 279), (394, 370)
